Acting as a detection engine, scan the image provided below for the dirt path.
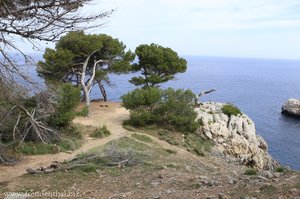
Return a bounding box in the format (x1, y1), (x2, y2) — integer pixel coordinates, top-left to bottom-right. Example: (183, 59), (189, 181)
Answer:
(0, 102), (129, 183)
(0, 102), (208, 185)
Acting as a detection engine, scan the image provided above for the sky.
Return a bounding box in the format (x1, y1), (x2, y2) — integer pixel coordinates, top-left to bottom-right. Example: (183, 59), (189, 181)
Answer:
(25, 0), (300, 60)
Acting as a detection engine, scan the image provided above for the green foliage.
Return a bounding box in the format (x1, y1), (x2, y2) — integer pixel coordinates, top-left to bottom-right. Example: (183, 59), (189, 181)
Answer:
(155, 88), (199, 132)
(37, 48), (74, 81)
(222, 104), (242, 116)
(90, 125), (111, 138)
(48, 84), (81, 127)
(275, 167), (285, 173)
(17, 142), (55, 155)
(38, 31), (135, 101)
(127, 110), (156, 127)
(58, 138), (81, 152)
(244, 168), (257, 176)
(61, 124), (83, 140)
(129, 43), (187, 87)
(76, 106), (89, 117)
(184, 134), (212, 156)
(122, 87), (161, 110)
(131, 133), (153, 143)
(122, 87), (198, 133)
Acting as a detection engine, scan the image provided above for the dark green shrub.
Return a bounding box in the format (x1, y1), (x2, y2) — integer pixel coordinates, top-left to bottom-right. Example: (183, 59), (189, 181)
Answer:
(122, 87), (199, 133)
(222, 104), (242, 116)
(48, 83), (81, 127)
(127, 110), (156, 127)
(244, 168), (257, 175)
(90, 125), (111, 138)
(121, 87), (161, 110)
(275, 167), (285, 173)
(154, 88), (198, 132)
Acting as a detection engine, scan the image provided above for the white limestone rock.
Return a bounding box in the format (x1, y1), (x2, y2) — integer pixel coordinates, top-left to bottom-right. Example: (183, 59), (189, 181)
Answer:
(282, 98), (300, 117)
(196, 102), (278, 170)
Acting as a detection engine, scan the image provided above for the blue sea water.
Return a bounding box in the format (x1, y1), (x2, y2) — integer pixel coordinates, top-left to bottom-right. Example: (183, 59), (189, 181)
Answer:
(23, 55), (300, 169)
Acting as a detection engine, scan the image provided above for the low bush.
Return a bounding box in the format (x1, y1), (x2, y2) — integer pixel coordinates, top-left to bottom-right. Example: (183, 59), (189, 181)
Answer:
(121, 87), (161, 111)
(48, 83), (81, 127)
(61, 125), (83, 139)
(122, 87), (199, 133)
(17, 142), (55, 155)
(222, 104), (242, 116)
(275, 167), (285, 173)
(90, 125), (111, 138)
(244, 168), (257, 175)
(127, 110), (156, 127)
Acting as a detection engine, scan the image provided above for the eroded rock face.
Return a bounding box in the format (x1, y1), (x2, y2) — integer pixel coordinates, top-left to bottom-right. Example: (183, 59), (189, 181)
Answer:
(282, 98), (300, 117)
(195, 102), (278, 171)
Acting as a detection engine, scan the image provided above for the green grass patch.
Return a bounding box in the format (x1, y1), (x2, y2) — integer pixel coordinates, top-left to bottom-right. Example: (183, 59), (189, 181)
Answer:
(165, 149), (177, 154)
(222, 104), (242, 116)
(184, 134), (212, 156)
(73, 164), (97, 172)
(58, 138), (81, 152)
(76, 105), (89, 117)
(64, 137), (155, 173)
(61, 124), (83, 139)
(122, 124), (136, 131)
(131, 133), (153, 143)
(17, 142), (54, 155)
(260, 184), (277, 196)
(244, 168), (257, 176)
(294, 182), (300, 190)
(114, 137), (152, 152)
(90, 125), (111, 138)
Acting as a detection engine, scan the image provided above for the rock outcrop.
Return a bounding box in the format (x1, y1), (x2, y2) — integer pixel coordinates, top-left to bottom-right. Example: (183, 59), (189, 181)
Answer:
(282, 98), (300, 117)
(195, 102), (278, 171)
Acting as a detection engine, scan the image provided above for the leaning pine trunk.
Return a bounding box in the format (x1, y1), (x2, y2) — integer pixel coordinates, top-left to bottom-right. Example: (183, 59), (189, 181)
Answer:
(98, 81), (107, 102)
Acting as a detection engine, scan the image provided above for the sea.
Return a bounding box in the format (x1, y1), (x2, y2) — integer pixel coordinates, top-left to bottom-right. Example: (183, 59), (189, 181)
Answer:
(23, 55), (300, 170)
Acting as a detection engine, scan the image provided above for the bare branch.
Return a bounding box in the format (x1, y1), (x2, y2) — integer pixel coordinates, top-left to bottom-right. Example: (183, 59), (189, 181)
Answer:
(0, 0), (113, 81)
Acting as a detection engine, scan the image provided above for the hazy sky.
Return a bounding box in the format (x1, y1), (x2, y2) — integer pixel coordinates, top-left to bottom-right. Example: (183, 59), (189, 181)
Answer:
(90, 0), (300, 59)
(24, 0), (300, 59)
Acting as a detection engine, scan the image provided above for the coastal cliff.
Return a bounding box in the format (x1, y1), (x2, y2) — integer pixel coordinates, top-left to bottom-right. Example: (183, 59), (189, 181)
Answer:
(195, 102), (278, 171)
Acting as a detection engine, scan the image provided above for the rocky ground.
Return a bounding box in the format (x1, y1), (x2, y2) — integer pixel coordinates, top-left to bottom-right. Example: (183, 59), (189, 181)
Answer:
(0, 102), (300, 199)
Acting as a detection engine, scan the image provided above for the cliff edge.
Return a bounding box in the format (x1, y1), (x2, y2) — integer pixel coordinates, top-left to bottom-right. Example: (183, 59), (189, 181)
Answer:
(195, 102), (278, 171)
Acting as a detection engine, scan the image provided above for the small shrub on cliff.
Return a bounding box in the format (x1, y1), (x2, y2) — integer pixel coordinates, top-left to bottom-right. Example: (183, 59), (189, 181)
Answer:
(275, 166), (285, 173)
(222, 104), (242, 116)
(244, 168), (257, 176)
